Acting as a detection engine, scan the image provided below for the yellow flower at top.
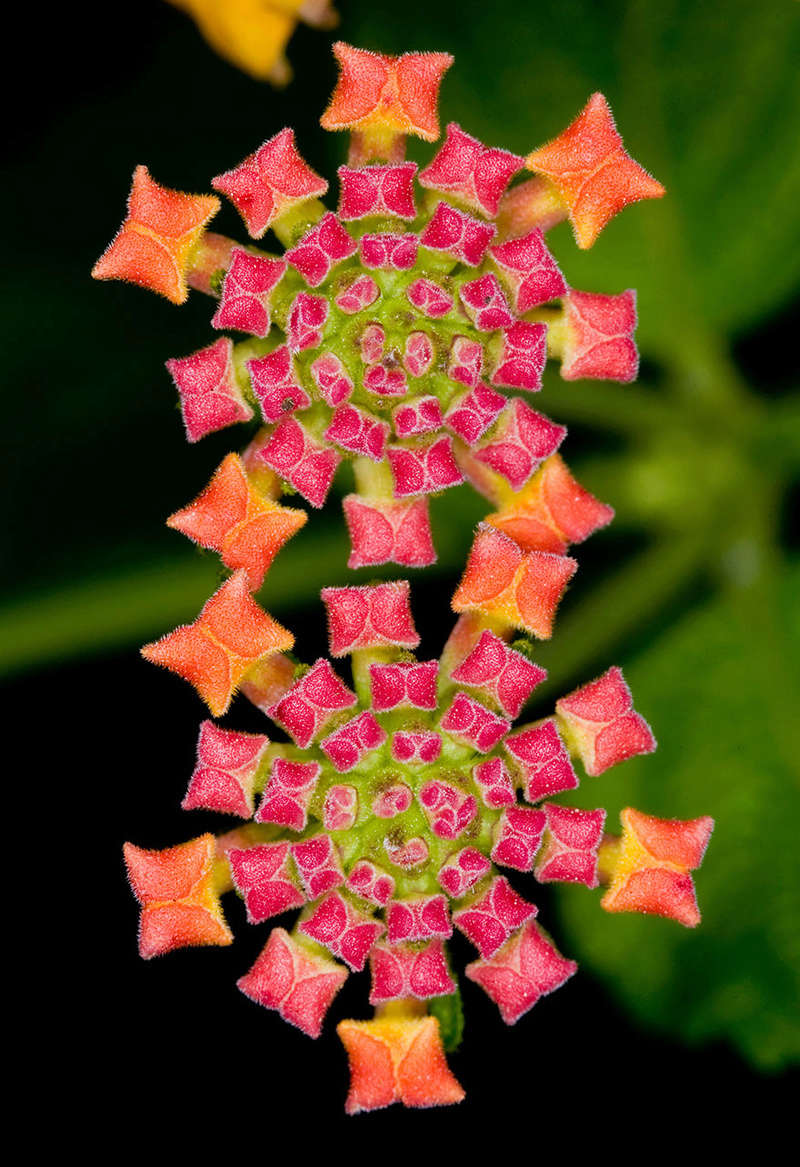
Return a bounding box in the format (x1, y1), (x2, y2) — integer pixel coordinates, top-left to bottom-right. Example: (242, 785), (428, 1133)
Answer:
(167, 0), (339, 84)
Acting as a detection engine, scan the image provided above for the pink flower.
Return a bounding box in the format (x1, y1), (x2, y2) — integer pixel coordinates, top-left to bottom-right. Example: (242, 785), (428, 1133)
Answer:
(238, 928), (347, 1038)
(166, 338), (253, 443)
(285, 212), (356, 286)
(420, 123), (524, 216)
(453, 876), (538, 958)
(182, 721), (269, 817)
(420, 202), (496, 265)
(213, 128), (327, 239)
(338, 163), (418, 219)
(211, 248), (286, 336)
(466, 921), (577, 1024)
(255, 758), (321, 831)
(228, 843), (305, 924)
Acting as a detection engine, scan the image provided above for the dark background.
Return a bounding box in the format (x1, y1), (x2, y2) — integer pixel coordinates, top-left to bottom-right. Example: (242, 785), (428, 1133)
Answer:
(7, 0), (798, 1139)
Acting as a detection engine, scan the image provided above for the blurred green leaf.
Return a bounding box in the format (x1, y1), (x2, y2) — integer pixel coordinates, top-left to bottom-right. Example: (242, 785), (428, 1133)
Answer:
(349, 0), (800, 354)
(553, 559), (800, 1069)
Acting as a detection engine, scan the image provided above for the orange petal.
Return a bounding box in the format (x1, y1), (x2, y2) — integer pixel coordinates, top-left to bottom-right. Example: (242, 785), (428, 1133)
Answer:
(168, 453), (307, 589)
(452, 524), (522, 609)
(123, 834), (233, 958)
(337, 1015), (464, 1114)
(141, 623), (233, 716)
(395, 1016), (465, 1108)
(201, 571), (293, 659)
(167, 453), (250, 547)
(526, 94), (664, 249)
(601, 808), (714, 927)
(487, 454), (614, 553)
(321, 43), (391, 131)
(141, 572), (293, 715)
(92, 166), (219, 303)
(514, 550), (577, 638)
(124, 834), (216, 904)
(321, 42), (452, 140)
(453, 524), (576, 638)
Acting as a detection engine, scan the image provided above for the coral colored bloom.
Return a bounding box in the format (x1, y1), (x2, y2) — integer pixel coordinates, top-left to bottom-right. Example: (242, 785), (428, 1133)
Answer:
(601, 808), (714, 926)
(485, 454), (614, 554)
(453, 524), (577, 639)
(141, 571), (293, 716)
(124, 834), (232, 959)
(167, 453), (307, 590)
(92, 165), (219, 304)
(526, 93), (665, 249)
(338, 1015), (464, 1114)
(321, 43), (453, 143)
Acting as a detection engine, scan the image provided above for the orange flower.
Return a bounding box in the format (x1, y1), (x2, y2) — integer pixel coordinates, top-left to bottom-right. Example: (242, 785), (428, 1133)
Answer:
(485, 454), (614, 554)
(167, 453), (307, 591)
(526, 93), (665, 249)
(601, 808), (714, 927)
(92, 166), (219, 303)
(123, 834), (232, 959)
(141, 570), (294, 715)
(321, 42), (453, 160)
(452, 523), (576, 639)
(338, 1011), (464, 1113)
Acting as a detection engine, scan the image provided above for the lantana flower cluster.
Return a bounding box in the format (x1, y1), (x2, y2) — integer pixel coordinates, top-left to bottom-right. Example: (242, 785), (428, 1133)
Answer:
(95, 42), (713, 1114)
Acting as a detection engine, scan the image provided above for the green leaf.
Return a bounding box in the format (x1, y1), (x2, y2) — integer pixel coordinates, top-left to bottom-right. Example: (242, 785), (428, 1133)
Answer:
(347, 0), (800, 350)
(552, 558), (800, 1069)
(429, 985), (465, 1053)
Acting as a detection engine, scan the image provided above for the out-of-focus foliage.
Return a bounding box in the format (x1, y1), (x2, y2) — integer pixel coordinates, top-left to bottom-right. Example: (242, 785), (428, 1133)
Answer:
(3, 0), (798, 1069)
(557, 561), (800, 1069)
(351, 0), (800, 354)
